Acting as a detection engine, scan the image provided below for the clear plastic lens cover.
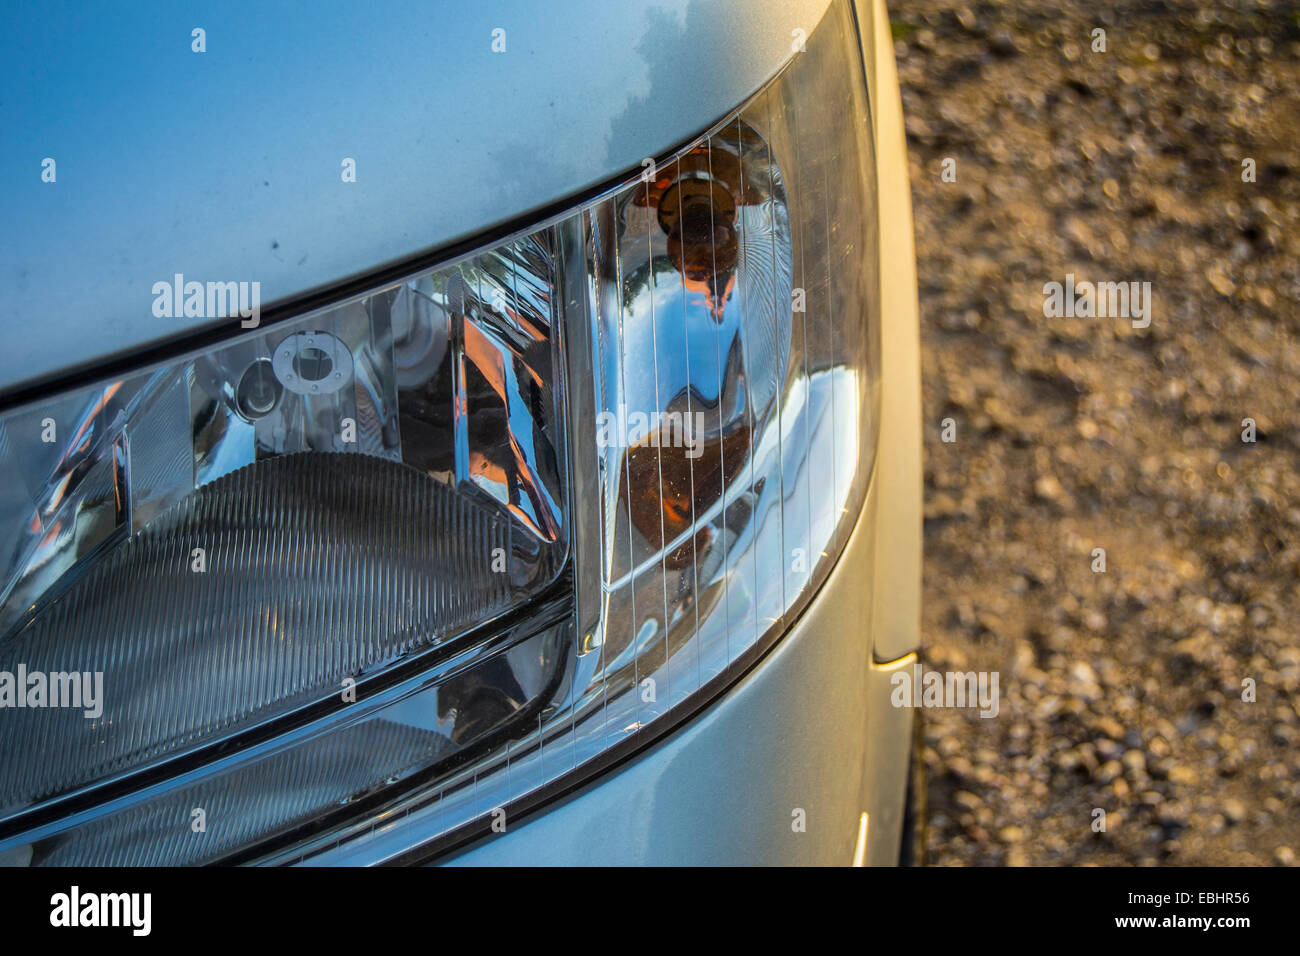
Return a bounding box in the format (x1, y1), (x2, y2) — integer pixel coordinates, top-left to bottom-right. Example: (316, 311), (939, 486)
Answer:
(0, 0), (875, 866)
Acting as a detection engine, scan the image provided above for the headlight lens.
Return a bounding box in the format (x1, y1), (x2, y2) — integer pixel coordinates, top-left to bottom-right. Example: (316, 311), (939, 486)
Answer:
(0, 0), (876, 866)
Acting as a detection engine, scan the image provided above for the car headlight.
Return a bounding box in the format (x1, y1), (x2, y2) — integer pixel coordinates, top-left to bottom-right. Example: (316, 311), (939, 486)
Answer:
(0, 0), (877, 866)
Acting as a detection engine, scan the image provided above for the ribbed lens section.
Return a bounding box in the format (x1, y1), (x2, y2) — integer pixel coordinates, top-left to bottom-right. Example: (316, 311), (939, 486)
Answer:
(20, 618), (567, 866)
(0, 452), (554, 818)
(40, 718), (452, 867)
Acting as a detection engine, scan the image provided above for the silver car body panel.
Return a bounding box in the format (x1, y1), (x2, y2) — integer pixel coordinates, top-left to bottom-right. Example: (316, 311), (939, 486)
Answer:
(0, 0), (832, 396)
(0, 0), (920, 865)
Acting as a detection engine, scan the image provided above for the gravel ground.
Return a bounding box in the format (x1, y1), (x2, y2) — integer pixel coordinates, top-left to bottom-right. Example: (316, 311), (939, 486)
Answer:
(890, 0), (1300, 865)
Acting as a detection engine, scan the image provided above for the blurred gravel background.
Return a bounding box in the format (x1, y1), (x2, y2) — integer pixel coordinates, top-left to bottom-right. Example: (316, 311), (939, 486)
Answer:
(890, 0), (1300, 865)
